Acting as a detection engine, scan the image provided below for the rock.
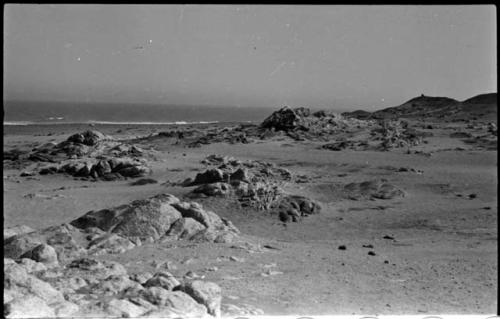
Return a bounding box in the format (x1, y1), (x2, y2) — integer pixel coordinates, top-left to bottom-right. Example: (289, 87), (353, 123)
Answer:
(4, 233), (44, 259)
(191, 168), (226, 185)
(52, 300), (80, 317)
(261, 106), (306, 131)
(180, 280), (222, 317)
(68, 257), (104, 271)
(93, 159), (112, 176)
(87, 233), (136, 254)
(105, 298), (149, 318)
(4, 225), (35, 240)
(17, 258), (48, 273)
(164, 217), (206, 240)
(20, 243), (59, 267)
(338, 245), (346, 250)
(71, 194), (183, 241)
(141, 290), (208, 318)
(230, 168), (251, 182)
(277, 195), (321, 222)
(344, 179), (405, 200)
(368, 251), (376, 256)
(116, 165), (151, 177)
(222, 303), (265, 316)
(130, 178), (158, 186)
(4, 262), (65, 305)
(214, 231), (237, 243)
(172, 202), (227, 230)
(192, 182), (231, 196)
(94, 275), (143, 295)
(131, 272), (154, 285)
(5, 295), (56, 318)
(144, 272), (181, 291)
(66, 130), (111, 146)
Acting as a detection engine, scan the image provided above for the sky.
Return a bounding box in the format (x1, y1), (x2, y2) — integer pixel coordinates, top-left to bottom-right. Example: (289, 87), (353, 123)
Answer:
(3, 5), (497, 111)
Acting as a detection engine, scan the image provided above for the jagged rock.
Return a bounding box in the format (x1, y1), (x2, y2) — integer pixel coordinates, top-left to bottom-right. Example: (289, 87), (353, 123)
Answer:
(230, 168), (251, 182)
(20, 243), (59, 267)
(4, 225), (35, 240)
(261, 106), (306, 131)
(180, 280), (222, 317)
(4, 232), (44, 259)
(4, 262), (65, 306)
(191, 168), (226, 185)
(141, 289), (208, 317)
(165, 218), (206, 240)
(4, 295), (56, 318)
(144, 271), (181, 291)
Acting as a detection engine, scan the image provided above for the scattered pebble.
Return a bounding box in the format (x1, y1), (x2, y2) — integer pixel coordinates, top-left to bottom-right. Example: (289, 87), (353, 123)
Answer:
(368, 251), (376, 256)
(261, 270), (284, 277)
(468, 193), (477, 199)
(362, 244), (374, 248)
(383, 235), (395, 240)
(229, 256), (245, 263)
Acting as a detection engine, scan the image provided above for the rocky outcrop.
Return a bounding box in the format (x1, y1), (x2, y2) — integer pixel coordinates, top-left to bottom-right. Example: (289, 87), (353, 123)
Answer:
(18, 130), (153, 180)
(5, 194), (239, 264)
(4, 193), (238, 318)
(187, 155), (321, 223)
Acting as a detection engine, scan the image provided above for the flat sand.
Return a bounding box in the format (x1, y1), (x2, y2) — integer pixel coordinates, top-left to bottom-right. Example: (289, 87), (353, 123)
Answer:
(3, 122), (497, 315)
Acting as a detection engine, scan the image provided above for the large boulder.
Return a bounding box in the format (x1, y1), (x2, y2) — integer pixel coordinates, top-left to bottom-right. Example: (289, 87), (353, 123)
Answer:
(261, 106), (307, 131)
(70, 195), (183, 240)
(191, 168), (226, 185)
(20, 243), (59, 267)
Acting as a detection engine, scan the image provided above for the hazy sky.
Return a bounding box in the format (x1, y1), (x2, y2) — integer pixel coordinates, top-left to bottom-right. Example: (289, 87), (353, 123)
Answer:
(3, 5), (497, 110)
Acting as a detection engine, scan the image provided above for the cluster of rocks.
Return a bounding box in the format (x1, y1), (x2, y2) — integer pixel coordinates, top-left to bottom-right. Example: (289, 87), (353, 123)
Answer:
(260, 106), (369, 141)
(370, 120), (433, 151)
(4, 193), (239, 318)
(145, 107), (369, 148)
(5, 255), (223, 318)
(185, 155), (321, 222)
(18, 130), (153, 180)
(344, 179), (406, 200)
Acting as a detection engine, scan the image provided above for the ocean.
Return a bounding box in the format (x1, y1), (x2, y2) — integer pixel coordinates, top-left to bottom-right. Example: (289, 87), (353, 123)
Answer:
(3, 101), (287, 125)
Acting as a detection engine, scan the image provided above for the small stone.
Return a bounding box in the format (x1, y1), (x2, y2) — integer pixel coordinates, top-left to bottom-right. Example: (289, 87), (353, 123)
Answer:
(368, 251), (376, 256)
(338, 245), (346, 250)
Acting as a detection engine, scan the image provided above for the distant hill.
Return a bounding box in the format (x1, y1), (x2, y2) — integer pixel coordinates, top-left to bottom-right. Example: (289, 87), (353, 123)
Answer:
(343, 93), (497, 122)
(463, 93), (497, 105)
